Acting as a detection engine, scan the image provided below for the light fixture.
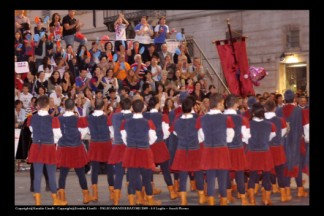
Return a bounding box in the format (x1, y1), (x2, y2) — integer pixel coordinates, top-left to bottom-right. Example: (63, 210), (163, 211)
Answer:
(279, 52), (294, 62)
(287, 63), (307, 67)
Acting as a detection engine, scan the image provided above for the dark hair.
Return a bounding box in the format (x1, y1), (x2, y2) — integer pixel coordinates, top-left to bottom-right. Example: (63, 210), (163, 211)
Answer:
(109, 88), (116, 94)
(275, 94), (282, 100)
(141, 15), (148, 20)
(142, 83), (151, 92)
(132, 99), (144, 113)
(66, 44), (73, 50)
(182, 97), (194, 113)
(38, 86), (46, 94)
(15, 100), (23, 107)
(209, 84), (216, 90)
(104, 42), (114, 51)
(159, 16), (166, 21)
(209, 93), (224, 109)
(38, 95), (49, 108)
(120, 98), (132, 110)
(147, 96), (159, 111)
(251, 103), (265, 119)
(156, 83), (165, 93)
(225, 94), (238, 109)
(49, 71), (61, 84)
(187, 95), (196, 105)
(95, 90), (103, 95)
(167, 88), (176, 97)
(42, 56), (51, 70)
(94, 99), (104, 110)
(76, 44), (88, 59)
(264, 100), (276, 112)
(65, 98), (75, 110)
(22, 83), (29, 89)
(50, 13), (61, 26)
(121, 86), (130, 94)
(259, 97), (266, 103)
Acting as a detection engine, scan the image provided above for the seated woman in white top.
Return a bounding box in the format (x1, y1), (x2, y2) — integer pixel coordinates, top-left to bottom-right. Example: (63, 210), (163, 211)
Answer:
(38, 56), (54, 80)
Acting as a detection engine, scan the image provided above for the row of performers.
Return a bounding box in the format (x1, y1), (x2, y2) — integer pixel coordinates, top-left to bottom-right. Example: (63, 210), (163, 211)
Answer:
(26, 90), (309, 206)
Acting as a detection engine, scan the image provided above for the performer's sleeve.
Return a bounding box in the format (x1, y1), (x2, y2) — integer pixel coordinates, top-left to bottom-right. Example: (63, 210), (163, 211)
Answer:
(52, 117), (62, 143)
(162, 114), (170, 140)
(302, 109), (309, 143)
(226, 116), (235, 143)
(78, 117), (89, 140)
(196, 117), (205, 143)
(280, 118), (288, 137)
(148, 120), (157, 145)
(107, 114), (114, 140)
(241, 117), (251, 143)
(120, 120), (127, 145)
(269, 123), (276, 141)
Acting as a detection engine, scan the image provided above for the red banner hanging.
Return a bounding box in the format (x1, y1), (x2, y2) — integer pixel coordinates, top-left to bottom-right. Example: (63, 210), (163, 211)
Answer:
(216, 38), (255, 97)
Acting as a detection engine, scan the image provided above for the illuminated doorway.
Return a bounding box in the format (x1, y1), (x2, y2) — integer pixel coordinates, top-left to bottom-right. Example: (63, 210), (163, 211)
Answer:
(285, 63), (307, 95)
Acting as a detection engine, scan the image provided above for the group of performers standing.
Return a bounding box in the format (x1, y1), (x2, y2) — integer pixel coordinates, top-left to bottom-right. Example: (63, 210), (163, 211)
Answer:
(26, 89), (309, 206)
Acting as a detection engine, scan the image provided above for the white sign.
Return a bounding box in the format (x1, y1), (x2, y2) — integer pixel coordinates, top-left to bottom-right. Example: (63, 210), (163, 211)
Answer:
(15, 61), (29, 74)
(166, 41), (180, 54)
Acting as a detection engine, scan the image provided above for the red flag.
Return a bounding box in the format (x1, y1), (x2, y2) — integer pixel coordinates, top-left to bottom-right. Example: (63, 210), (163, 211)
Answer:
(216, 38), (255, 97)
(234, 39), (255, 96)
(216, 41), (240, 95)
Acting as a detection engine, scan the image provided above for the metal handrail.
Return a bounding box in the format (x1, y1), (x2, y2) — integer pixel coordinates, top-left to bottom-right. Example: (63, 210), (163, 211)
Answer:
(191, 38), (230, 94)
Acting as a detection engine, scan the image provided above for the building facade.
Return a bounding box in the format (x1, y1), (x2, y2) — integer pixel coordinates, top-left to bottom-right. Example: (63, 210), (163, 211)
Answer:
(23, 10), (309, 95)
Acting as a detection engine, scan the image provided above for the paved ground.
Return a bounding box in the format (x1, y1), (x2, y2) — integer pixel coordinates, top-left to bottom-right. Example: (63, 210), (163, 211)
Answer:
(15, 163), (309, 206)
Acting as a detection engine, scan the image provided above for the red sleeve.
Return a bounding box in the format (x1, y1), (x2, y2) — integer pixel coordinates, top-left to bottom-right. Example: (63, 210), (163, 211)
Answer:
(162, 114), (170, 124)
(302, 109), (309, 126)
(77, 117), (88, 128)
(26, 115), (32, 127)
(271, 123), (276, 132)
(241, 116), (250, 128)
(107, 114), (112, 126)
(226, 116), (235, 128)
(148, 120), (156, 130)
(52, 117), (60, 128)
(120, 120), (126, 131)
(195, 116), (202, 130)
(169, 125), (174, 133)
(280, 117), (287, 128)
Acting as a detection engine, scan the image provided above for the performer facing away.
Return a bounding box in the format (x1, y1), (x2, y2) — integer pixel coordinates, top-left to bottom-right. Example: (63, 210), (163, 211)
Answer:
(247, 103), (275, 205)
(144, 96), (177, 200)
(86, 99), (114, 202)
(223, 94), (250, 205)
(56, 99), (95, 205)
(108, 98), (133, 205)
(171, 97), (204, 205)
(121, 99), (161, 205)
(198, 93), (235, 205)
(264, 100), (288, 202)
(27, 95), (67, 206)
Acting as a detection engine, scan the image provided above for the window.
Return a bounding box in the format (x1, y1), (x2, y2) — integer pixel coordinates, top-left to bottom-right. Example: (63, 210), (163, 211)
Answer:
(287, 30), (300, 48)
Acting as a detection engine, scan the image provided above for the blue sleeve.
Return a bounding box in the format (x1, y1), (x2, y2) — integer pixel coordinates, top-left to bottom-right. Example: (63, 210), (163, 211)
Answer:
(75, 78), (82, 87)
(134, 24), (141, 31)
